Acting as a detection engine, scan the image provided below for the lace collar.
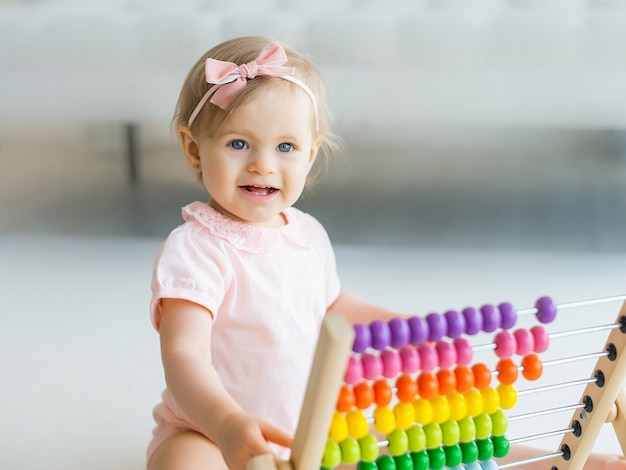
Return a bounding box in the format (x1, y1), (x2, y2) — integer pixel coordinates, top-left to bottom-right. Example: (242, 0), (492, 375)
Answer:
(182, 201), (313, 254)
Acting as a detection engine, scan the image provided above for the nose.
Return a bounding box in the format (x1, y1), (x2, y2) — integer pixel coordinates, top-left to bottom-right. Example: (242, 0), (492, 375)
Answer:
(247, 149), (276, 175)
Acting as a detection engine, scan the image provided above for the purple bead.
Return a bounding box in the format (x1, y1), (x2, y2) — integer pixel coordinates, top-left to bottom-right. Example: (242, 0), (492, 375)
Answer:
(370, 320), (391, 351)
(498, 302), (517, 330)
(408, 316), (429, 346)
(389, 317), (411, 349)
(535, 296), (557, 324)
(480, 304), (501, 332)
(462, 307), (482, 335)
(444, 310), (465, 339)
(426, 312), (447, 342)
(352, 323), (371, 353)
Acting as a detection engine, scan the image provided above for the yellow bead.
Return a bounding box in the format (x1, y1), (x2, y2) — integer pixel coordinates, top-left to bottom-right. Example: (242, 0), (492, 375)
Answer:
(374, 405), (396, 435)
(497, 384), (518, 410)
(447, 391), (468, 421)
(328, 411), (349, 442)
(413, 398), (433, 425)
(480, 386), (501, 414)
(463, 389), (484, 417)
(394, 401), (416, 430)
(347, 409), (370, 439)
(430, 395), (450, 424)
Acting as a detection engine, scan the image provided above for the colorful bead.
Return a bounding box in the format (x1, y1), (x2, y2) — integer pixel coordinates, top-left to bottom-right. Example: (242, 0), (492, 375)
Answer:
(493, 331), (516, 359)
(498, 302), (517, 330)
(418, 343), (438, 372)
(387, 428), (409, 456)
(410, 450), (430, 470)
(472, 363), (492, 389)
(497, 384), (518, 409)
(436, 341), (457, 369)
(362, 353), (383, 380)
(441, 419), (461, 446)
(337, 385), (356, 412)
(359, 433), (380, 462)
(476, 438), (494, 462)
(347, 409), (369, 439)
(454, 338), (473, 365)
(407, 425), (426, 452)
(396, 374), (418, 403)
(426, 312), (447, 342)
(495, 358), (518, 385)
(474, 413), (493, 440)
(340, 436), (361, 464)
(535, 296), (557, 324)
(460, 441), (479, 464)
(447, 391), (468, 421)
(394, 401), (416, 430)
(427, 447), (446, 470)
(357, 462), (378, 470)
(381, 349), (402, 379)
(444, 444), (463, 468)
(408, 316), (429, 346)
(445, 310), (466, 339)
(373, 379), (393, 407)
(353, 323), (371, 353)
(322, 440), (342, 468)
(370, 320), (392, 350)
(417, 372), (439, 399)
(344, 356), (363, 385)
(490, 409), (508, 436)
(423, 422), (443, 449)
(373, 405), (396, 434)
(458, 416), (477, 442)
(480, 458), (498, 470)
(480, 304), (500, 333)
(437, 368), (457, 396)
(394, 453), (414, 470)
(465, 462), (482, 470)
(328, 411), (349, 442)
(463, 307), (483, 335)
(492, 435), (510, 458)
(430, 395), (451, 424)
(521, 353), (543, 381)
(480, 387), (501, 415)
(389, 317), (411, 349)
(454, 365), (475, 393)
(400, 346), (420, 374)
(376, 455), (397, 470)
(413, 398), (434, 425)
(464, 389), (484, 417)
(530, 326), (550, 353)
(354, 381), (375, 409)
(513, 329), (534, 356)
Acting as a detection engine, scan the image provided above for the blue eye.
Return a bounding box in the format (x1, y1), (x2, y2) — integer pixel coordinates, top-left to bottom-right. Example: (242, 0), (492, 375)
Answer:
(229, 140), (247, 150)
(277, 143), (293, 153)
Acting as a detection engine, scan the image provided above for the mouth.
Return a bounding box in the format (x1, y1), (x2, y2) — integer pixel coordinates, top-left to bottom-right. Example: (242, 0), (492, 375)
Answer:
(240, 185), (278, 196)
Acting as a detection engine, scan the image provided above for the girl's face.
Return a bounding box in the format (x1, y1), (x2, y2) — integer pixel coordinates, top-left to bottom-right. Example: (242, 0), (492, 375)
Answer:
(181, 85), (321, 227)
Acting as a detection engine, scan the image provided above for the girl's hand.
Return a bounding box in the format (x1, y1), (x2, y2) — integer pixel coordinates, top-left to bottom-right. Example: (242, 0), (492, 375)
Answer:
(584, 453), (626, 470)
(217, 412), (293, 470)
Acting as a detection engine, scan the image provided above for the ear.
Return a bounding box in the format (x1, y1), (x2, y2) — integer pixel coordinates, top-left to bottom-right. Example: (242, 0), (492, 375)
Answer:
(178, 126), (202, 171)
(309, 135), (323, 165)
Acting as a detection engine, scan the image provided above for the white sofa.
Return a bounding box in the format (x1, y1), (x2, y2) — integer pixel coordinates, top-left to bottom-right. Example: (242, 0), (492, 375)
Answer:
(2, 0), (626, 179)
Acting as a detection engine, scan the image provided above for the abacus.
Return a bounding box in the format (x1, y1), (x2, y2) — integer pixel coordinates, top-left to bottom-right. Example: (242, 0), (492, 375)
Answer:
(247, 295), (626, 470)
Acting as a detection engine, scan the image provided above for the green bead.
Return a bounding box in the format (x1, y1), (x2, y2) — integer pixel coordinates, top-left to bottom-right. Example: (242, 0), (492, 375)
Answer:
(441, 420), (461, 446)
(492, 435), (510, 458)
(427, 447), (446, 470)
(394, 453), (415, 470)
(410, 450), (430, 470)
(407, 425), (426, 452)
(423, 422), (443, 449)
(376, 454), (397, 470)
(387, 429), (409, 456)
(359, 434), (380, 462)
(460, 441), (479, 464)
(458, 416), (476, 443)
(476, 438), (494, 461)
(474, 413), (493, 440)
(444, 444), (463, 468)
(322, 440), (342, 468)
(340, 436), (361, 464)
(357, 462), (378, 470)
(490, 410), (508, 437)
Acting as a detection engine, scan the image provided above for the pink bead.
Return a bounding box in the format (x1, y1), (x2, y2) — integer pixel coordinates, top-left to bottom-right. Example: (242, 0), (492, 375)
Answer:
(344, 356), (363, 384)
(361, 352), (384, 380)
(514, 329), (534, 356)
(381, 349), (402, 378)
(419, 343), (439, 372)
(454, 338), (473, 365)
(531, 326), (550, 353)
(400, 346), (420, 374)
(494, 331), (516, 358)
(436, 341), (457, 369)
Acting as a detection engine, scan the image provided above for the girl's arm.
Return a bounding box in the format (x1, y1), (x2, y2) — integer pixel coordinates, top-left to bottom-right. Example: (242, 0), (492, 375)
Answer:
(327, 289), (400, 325)
(158, 298), (292, 469)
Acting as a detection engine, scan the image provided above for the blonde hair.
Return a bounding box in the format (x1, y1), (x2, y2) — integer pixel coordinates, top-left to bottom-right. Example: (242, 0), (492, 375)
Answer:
(173, 36), (343, 169)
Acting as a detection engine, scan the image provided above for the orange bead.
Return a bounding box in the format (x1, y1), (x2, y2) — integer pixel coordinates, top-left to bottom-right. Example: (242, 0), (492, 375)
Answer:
(521, 353), (543, 381)
(354, 381), (375, 409)
(496, 358), (519, 385)
(437, 369), (457, 396)
(472, 363), (492, 389)
(396, 374), (418, 403)
(454, 366), (475, 393)
(337, 384), (356, 412)
(373, 379), (393, 407)
(417, 372), (439, 399)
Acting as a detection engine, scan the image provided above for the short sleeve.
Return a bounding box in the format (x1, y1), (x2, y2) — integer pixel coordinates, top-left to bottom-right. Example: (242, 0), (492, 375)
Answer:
(150, 226), (229, 331)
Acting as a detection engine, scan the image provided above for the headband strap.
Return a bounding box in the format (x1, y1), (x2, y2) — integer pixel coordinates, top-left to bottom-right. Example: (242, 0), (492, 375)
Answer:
(187, 42), (319, 130)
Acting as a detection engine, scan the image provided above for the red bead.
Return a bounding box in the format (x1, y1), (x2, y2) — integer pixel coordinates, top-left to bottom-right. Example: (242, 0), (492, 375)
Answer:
(496, 358), (519, 385)
(354, 381), (375, 409)
(472, 363), (492, 389)
(521, 353), (543, 381)
(417, 372), (439, 399)
(337, 384), (356, 412)
(373, 379), (393, 407)
(454, 365), (475, 393)
(437, 369), (457, 396)
(396, 374), (418, 403)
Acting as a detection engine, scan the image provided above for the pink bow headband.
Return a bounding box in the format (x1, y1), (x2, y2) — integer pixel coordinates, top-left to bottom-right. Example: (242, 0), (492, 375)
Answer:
(187, 42), (319, 130)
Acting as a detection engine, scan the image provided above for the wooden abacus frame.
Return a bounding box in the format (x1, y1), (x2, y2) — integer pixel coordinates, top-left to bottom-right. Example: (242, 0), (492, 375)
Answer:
(247, 300), (626, 470)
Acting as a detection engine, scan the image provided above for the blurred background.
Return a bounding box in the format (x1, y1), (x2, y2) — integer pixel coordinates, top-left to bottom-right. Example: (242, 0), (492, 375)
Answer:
(2, 1), (626, 469)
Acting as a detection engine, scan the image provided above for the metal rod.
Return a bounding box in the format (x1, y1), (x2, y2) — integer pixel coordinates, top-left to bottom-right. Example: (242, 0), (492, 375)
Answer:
(517, 377), (597, 396)
(508, 427), (573, 445)
(508, 403), (583, 422)
(499, 451), (564, 469)
(517, 295), (626, 316)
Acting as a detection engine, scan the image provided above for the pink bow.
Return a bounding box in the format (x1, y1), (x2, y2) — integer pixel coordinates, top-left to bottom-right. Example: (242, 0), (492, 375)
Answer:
(205, 42), (296, 109)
